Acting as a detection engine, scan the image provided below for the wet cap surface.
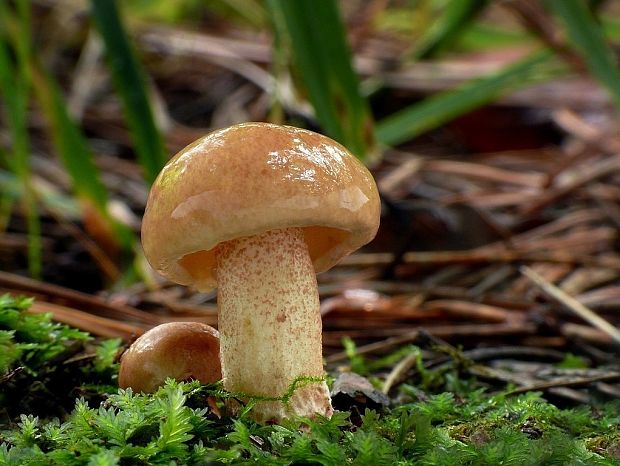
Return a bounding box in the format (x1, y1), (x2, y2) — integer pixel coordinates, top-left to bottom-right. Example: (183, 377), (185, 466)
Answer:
(141, 122), (380, 291)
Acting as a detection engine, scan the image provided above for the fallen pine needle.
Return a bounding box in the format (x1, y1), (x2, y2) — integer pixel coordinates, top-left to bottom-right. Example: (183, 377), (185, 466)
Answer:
(382, 351), (419, 394)
(507, 372), (620, 395)
(520, 265), (620, 345)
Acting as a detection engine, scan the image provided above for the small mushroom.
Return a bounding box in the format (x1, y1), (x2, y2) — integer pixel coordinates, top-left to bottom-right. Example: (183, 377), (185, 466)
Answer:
(141, 123), (380, 423)
(119, 322), (221, 393)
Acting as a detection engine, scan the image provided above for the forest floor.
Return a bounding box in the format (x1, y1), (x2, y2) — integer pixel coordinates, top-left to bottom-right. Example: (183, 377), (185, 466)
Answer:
(1, 1), (620, 464)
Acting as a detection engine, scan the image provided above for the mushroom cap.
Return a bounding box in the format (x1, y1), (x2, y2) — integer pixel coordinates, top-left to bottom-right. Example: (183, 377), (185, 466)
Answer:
(142, 122), (380, 291)
(118, 322), (221, 393)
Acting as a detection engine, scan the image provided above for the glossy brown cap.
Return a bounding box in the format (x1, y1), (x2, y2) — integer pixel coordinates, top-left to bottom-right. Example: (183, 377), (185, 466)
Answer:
(118, 322), (221, 393)
(141, 123), (380, 291)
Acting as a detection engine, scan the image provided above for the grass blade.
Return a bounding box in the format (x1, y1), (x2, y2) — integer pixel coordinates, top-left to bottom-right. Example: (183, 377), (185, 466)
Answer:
(0, 20), (28, 180)
(31, 69), (108, 211)
(547, 0), (620, 111)
(90, 0), (167, 183)
(3, 4), (135, 259)
(267, 0), (374, 160)
(0, 2), (42, 279)
(30, 64), (134, 250)
(414, 0), (489, 59)
(375, 50), (554, 147)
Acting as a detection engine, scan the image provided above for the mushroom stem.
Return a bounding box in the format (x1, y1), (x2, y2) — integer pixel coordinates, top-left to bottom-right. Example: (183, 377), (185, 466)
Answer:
(216, 227), (333, 423)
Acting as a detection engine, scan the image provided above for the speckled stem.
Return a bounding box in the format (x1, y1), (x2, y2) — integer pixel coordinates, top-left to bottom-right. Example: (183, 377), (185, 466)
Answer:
(216, 227), (333, 423)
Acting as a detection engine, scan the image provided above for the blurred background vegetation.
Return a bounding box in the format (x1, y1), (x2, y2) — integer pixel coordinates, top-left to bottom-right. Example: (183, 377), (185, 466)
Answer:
(1, 0), (620, 292)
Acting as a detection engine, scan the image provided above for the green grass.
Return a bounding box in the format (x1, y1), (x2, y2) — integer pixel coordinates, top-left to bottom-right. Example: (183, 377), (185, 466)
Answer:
(31, 70), (110, 217)
(0, 2), (41, 279)
(548, 0), (620, 111)
(457, 23), (535, 50)
(30, 64), (125, 248)
(1, 1), (134, 264)
(90, 0), (167, 184)
(30, 65), (135, 252)
(3, 0), (620, 283)
(412, 0), (489, 59)
(376, 49), (556, 146)
(267, 0), (375, 160)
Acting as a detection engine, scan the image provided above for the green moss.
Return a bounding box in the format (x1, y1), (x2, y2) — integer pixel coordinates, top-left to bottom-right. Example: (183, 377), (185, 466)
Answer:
(1, 294), (619, 465)
(0, 294), (119, 422)
(556, 353), (590, 369)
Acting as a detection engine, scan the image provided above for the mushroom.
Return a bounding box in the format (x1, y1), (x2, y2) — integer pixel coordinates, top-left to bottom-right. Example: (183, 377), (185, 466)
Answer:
(141, 122), (380, 423)
(119, 322), (221, 393)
